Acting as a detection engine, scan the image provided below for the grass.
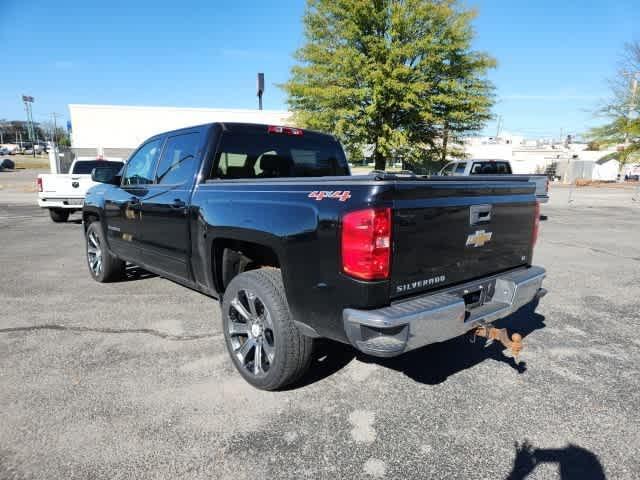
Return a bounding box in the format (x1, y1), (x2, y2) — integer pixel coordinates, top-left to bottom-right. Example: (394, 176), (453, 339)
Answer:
(3, 154), (50, 170)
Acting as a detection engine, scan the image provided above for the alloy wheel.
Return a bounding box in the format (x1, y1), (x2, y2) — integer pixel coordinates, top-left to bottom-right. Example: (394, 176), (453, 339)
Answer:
(227, 289), (275, 376)
(87, 229), (103, 275)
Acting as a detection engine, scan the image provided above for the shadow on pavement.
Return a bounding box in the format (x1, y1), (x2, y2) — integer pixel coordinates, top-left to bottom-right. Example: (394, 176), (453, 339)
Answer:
(287, 338), (357, 389)
(364, 302), (545, 385)
(299, 302), (545, 387)
(506, 440), (606, 479)
(122, 265), (158, 282)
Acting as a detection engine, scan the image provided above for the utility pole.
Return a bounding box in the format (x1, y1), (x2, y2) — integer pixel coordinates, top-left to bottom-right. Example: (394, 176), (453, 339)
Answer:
(22, 95), (36, 157)
(50, 112), (61, 145)
(257, 73), (264, 111)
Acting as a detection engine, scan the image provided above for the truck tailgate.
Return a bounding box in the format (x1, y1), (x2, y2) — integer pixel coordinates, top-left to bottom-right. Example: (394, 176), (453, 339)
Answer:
(390, 179), (536, 298)
(40, 174), (94, 197)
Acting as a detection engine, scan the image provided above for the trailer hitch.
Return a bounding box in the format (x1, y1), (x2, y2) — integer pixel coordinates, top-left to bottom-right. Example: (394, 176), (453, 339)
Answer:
(473, 326), (523, 364)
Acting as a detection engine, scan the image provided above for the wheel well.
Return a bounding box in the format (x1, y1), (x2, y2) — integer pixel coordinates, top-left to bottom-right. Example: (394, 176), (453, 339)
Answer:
(83, 212), (99, 230)
(212, 239), (280, 292)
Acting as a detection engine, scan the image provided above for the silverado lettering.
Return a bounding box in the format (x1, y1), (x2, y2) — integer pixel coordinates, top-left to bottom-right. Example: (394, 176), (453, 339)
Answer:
(396, 275), (446, 293)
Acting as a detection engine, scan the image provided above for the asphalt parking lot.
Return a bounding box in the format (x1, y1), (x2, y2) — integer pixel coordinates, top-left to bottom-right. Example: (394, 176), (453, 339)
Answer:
(1, 170), (639, 479)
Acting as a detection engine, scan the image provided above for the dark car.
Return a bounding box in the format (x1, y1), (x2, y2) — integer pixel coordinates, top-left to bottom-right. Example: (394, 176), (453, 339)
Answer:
(83, 123), (546, 390)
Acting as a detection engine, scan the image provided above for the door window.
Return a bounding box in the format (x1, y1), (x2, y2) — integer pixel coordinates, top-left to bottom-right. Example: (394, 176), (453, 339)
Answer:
(156, 132), (201, 185)
(122, 139), (162, 185)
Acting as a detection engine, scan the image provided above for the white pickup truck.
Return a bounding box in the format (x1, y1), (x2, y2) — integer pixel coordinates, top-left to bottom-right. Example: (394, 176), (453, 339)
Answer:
(438, 159), (549, 203)
(37, 159), (124, 222)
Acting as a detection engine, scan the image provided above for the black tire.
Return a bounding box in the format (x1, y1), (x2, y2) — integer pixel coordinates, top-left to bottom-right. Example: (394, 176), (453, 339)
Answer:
(85, 221), (125, 283)
(222, 267), (313, 390)
(49, 208), (70, 223)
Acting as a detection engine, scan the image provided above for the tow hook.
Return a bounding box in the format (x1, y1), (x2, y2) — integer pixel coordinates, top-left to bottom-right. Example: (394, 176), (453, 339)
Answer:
(473, 326), (523, 364)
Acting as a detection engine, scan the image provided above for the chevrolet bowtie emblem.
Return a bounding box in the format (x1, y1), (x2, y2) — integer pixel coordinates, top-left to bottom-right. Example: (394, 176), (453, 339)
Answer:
(466, 229), (493, 247)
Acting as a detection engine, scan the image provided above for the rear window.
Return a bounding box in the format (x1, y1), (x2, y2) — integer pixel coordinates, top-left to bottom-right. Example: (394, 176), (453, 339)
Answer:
(455, 162), (467, 174)
(212, 132), (349, 179)
(73, 160), (122, 175)
(470, 161), (512, 174)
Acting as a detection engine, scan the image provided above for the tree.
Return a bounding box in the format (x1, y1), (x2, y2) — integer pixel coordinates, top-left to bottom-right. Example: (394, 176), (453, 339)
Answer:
(282, 0), (495, 170)
(588, 41), (640, 169)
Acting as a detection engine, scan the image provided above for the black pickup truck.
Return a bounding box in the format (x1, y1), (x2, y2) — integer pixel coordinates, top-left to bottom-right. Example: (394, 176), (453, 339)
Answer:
(83, 123), (546, 390)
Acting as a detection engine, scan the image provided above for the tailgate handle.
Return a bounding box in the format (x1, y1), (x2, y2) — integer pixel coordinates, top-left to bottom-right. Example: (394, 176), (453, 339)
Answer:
(470, 204), (492, 225)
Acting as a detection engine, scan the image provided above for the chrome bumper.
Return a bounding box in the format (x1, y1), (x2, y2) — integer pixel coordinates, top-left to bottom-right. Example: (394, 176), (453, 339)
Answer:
(343, 266), (546, 357)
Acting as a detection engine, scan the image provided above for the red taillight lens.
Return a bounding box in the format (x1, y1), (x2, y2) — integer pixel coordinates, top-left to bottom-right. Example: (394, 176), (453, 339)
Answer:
(532, 201), (540, 247)
(341, 207), (391, 280)
(267, 125), (303, 136)
(36, 177), (43, 192)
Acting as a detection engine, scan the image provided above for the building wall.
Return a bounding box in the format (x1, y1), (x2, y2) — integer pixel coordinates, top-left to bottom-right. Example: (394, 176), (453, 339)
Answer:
(69, 104), (293, 155)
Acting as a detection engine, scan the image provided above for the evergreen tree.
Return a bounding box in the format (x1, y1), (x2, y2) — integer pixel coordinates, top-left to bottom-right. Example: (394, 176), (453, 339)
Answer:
(283, 0), (496, 170)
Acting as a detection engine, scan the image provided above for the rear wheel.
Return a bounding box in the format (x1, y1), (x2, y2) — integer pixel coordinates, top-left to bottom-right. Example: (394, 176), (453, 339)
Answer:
(222, 268), (313, 390)
(49, 208), (69, 223)
(85, 221), (125, 282)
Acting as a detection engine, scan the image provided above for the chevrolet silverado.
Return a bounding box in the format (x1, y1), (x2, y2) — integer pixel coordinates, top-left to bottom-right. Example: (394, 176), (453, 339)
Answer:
(83, 123), (546, 390)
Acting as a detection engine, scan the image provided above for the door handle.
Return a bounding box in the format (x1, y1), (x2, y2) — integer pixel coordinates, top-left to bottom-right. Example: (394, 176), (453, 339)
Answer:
(470, 204), (492, 226)
(170, 199), (186, 209)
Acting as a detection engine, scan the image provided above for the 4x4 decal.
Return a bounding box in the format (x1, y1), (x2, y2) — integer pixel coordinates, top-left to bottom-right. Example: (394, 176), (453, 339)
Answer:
(308, 190), (352, 202)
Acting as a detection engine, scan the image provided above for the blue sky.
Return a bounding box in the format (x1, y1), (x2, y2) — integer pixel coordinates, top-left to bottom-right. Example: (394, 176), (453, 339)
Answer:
(1, 0), (638, 139)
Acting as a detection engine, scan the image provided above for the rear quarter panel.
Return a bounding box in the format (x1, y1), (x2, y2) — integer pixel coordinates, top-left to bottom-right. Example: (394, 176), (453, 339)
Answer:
(190, 180), (393, 342)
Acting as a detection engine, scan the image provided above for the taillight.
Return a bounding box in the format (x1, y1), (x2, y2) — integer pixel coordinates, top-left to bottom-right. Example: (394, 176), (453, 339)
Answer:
(341, 207), (391, 280)
(267, 125), (303, 136)
(36, 177), (43, 192)
(532, 201), (540, 247)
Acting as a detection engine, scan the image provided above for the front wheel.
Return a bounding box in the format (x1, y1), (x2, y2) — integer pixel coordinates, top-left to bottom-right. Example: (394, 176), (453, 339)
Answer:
(85, 221), (125, 282)
(222, 268), (313, 390)
(49, 208), (69, 223)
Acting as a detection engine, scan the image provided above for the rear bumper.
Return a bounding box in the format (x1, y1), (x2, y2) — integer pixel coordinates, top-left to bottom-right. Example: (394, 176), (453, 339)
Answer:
(38, 197), (84, 209)
(343, 266), (546, 357)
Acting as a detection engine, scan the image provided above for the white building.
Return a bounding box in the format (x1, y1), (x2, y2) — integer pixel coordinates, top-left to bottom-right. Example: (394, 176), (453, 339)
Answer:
(463, 134), (618, 179)
(68, 104), (292, 160)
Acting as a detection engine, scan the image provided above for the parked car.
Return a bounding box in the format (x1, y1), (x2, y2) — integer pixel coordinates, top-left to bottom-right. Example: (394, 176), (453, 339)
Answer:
(438, 159), (549, 203)
(0, 144), (20, 155)
(623, 163), (640, 181)
(83, 123), (546, 390)
(37, 159), (124, 222)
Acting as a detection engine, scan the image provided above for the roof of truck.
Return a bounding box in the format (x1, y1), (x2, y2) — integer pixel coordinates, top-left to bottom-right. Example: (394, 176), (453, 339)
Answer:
(146, 122), (336, 141)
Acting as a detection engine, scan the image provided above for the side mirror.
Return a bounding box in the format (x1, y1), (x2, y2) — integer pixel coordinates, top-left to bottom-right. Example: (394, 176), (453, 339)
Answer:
(91, 166), (121, 185)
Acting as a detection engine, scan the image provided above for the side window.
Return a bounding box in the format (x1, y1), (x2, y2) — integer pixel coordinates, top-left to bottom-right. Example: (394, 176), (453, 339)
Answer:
(156, 132), (201, 185)
(123, 139), (162, 186)
(455, 162), (467, 174)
